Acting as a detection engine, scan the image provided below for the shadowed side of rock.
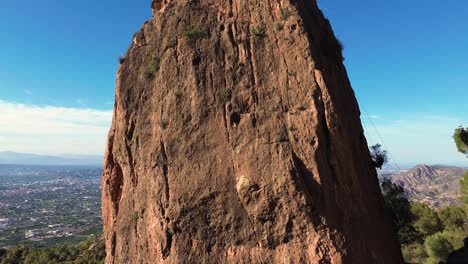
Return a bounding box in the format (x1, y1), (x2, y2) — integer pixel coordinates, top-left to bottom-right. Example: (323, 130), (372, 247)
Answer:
(102, 0), (404, 263)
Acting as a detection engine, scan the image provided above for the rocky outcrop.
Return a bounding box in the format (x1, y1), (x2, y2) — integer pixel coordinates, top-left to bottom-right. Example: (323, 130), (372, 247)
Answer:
(391, 165), (466, 208)
(102, 0), (404, 263)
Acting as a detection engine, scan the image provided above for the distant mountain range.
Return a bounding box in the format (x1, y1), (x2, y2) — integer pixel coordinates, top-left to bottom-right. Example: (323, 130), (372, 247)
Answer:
(0, 151), (103, 166)
(384, 165), (466, 209)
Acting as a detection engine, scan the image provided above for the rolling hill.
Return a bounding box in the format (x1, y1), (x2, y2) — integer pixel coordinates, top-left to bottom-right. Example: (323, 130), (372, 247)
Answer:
(388, 165), (466, 209)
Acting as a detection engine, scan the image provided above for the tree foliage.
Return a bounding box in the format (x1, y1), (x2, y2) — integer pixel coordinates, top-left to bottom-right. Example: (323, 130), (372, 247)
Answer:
(439, 205), (466, 231)
(402, 243), (428, 264)
(424, 232), (454, 262)
(0, 236), (105, 264)
(454, 126), (468, 155)
(411, 202), (443, 237)
(370, 144), (388, 169)
(380, 179), (416, 244)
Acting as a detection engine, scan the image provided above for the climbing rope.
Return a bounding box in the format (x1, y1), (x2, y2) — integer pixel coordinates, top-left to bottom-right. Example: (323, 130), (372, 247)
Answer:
(358, 99), (402, 172)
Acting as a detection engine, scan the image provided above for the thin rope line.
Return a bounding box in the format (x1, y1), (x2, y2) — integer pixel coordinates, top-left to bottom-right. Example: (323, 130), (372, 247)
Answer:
(357, 99), (402, 172)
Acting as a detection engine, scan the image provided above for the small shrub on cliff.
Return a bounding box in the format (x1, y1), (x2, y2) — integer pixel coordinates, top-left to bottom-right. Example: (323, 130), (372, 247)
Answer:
(296, 105), (306, 111)
(251, 26), (267, 38)
(159, 117), (169, 129)
(134, 212), (139, 221)
(173, 89), (183, 99)
(274, 22), (284, 31)
(220, 88), (232, 103)
(369, 144), (388, 169)
(335, 39), (344, 62)
(321, 37), (345, 62)
(280, 7), (293, 20)
(184, 26), (210, 39)
(118, 56), (126, 64)
(144, 60), (160, 80)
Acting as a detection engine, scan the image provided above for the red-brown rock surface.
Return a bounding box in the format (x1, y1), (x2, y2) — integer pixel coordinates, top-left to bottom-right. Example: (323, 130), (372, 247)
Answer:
(102, 0), (404, 263)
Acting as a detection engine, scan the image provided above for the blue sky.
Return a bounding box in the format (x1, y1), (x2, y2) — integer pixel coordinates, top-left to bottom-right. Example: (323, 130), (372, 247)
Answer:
(0, 1), (466, 166)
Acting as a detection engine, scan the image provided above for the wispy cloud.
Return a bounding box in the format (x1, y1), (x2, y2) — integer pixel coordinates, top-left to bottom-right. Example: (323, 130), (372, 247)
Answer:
(24, 89), (33, 95)
(0, 101), (112, 155)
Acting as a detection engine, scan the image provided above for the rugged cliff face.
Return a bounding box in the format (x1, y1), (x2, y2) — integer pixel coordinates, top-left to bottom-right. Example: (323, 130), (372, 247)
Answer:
(102, 0), (404, 263)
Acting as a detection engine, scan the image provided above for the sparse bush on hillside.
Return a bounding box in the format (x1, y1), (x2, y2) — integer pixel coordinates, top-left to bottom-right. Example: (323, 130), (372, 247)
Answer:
(280, 7), (293, 21)
(118, 56), (125, 64)
(251, 26), (267, 38)
(159, 117), (169, 129)
(296, 105), (306, 111)
(173, 89), (183, 99)
(321, 36), (345, 62)
(274, 22), (284, 31)
(183, 26), (210, 39)
(220, 88), (232, 103)
(144, 60), (160, 80)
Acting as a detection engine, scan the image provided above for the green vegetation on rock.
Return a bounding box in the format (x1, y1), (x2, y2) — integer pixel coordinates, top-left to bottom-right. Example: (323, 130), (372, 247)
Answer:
(439, 205), (466, 231)
(411, 202), (443, 237)
(424, 232), (454, 263)
(183, 26), (210, 39)
(250, 26), (267, 38)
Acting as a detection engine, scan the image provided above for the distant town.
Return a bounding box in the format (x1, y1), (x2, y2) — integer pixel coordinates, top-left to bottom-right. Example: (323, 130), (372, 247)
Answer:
(0, 165), (102, 248)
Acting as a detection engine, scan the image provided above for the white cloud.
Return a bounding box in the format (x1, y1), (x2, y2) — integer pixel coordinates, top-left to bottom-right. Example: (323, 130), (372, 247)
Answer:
(24, 89), (33, 95)
(0, 101), (112, 155)
(362, 114), (468, 166)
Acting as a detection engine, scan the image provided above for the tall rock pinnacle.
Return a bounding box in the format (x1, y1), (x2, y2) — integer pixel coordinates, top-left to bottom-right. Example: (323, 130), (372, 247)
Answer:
(102, 0), (404, 263)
